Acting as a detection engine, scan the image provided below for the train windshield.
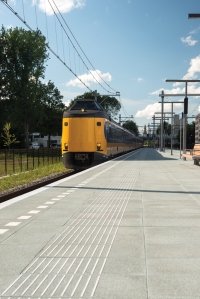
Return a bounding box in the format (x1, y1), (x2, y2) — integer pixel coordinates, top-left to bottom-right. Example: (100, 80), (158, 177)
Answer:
(70, 101), (103, 110)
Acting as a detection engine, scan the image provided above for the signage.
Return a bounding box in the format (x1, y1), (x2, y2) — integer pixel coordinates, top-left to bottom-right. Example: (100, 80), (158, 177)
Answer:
(179, 112), (183, 120)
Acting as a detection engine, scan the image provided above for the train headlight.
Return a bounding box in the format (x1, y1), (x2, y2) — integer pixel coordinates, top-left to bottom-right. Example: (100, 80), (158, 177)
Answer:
(64, 143), (68, 150)
(97, 143), (101, 150)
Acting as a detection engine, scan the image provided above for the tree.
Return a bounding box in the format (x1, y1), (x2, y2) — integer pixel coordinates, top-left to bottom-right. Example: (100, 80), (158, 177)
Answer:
(176, 122), (195, 145)
(1, 122), (19, 151)
(38, 81), (65, 146)
(0, 26), (49, 147)
(123, 120), (139, 136)
(156, 121), (171, 135)
(66, 91), (121, 119)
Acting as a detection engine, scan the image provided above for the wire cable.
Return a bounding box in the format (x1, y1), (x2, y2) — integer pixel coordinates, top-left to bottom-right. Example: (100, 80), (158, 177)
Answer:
(48, 0), (117, 93)
(47, 0), (113, 94)
(0, 0), (92, 92)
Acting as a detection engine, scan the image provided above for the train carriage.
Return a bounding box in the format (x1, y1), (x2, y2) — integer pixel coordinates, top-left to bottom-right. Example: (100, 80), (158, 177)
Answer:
(62, 99), (143, 169)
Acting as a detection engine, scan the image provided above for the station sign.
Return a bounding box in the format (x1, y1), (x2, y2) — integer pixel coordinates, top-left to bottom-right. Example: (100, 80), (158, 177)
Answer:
(179, 112), (184, 119)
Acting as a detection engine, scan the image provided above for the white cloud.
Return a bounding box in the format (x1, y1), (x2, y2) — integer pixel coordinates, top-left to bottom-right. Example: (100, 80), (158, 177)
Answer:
(150, 87), (184, 96)
(34, 0), (86, 15)
(135, 102), (182, 119)
(66, 70), (112, 88)
(137, 77), (144, 82)
(189, 27), (200, 35)
(183, 55), (200, 80)
(181, 35), (197, 46)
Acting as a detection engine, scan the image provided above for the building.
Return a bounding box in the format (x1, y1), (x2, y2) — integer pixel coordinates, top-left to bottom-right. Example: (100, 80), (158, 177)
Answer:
(173, 114), (180, 137)
(195, 113), (200, 144)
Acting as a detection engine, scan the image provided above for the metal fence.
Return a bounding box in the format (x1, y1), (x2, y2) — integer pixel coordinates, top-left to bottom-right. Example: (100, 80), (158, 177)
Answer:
(0, 148), (62, 177)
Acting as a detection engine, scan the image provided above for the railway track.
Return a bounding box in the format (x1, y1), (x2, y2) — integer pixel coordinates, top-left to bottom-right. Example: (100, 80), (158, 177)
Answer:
(0, 169), (79, 204)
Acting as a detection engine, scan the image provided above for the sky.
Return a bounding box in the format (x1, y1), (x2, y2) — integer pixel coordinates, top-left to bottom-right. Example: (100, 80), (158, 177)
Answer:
(1, 0), (200, 134)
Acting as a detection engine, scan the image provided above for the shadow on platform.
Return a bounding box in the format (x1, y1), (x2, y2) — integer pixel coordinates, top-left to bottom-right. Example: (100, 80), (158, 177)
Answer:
(114, 147), (178, 161)
(48, 185), (200, 195)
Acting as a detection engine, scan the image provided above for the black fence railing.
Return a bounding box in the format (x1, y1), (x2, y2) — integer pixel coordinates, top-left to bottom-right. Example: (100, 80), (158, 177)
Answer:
(0, 148), (62, 177)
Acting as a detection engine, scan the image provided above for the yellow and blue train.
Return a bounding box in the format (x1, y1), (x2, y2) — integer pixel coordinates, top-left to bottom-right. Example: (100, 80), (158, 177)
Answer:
(62, 99), (143, 169)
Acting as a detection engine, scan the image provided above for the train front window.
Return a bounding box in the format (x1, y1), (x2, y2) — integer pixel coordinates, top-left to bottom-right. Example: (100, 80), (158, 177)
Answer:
(70, 101), (102, 110)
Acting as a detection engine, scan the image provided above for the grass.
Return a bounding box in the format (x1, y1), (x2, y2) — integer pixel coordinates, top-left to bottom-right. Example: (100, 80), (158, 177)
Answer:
(0, 162), (68, 193)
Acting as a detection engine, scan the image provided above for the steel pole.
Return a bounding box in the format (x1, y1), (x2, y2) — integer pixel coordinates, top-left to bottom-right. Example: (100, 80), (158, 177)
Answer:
(153, 115), (155, 148)
(183, 83), (187, 160)
(160, 90), (164, 151)
(171, 103), (173, 155)
(180, 118), (182, 159)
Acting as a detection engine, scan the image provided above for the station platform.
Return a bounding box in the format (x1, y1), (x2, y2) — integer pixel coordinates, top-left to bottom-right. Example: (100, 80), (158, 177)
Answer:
(0, 147), (200, 299)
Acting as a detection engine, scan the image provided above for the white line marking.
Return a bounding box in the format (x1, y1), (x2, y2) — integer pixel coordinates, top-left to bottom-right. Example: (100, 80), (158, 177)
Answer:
(91, 275), (100, 297)
(51, 198), (61, 201)
(51, 274), (65, 296)
(5, 222), (21, 227)
(31, 274), (48, 295)
(37, 206), (48, 209)
(41, 274), (57, 296)
(21, 274), (40, 295)
(11, 274), (31, 295)
(57, 195), (65, 198)
(45, 202), (55, 204)
(18, 216), (32, 220)
(80, 275), (91, 297)
(60, 275), (74, 296)
(71, 275), (83, 296)
(1, 274), (23, 294)
(0, 229), (9, 234)
(28, 210), (40, 214)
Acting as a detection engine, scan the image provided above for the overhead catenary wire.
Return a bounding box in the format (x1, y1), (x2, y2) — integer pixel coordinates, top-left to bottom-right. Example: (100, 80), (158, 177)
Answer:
(44, 0), (49, 42)
(0, 0), (92, 92)
(49, 0), (118, 93)
(0, 0), (126, 109)
(46, 0), (113, 94)
(34, 0), (38, 29)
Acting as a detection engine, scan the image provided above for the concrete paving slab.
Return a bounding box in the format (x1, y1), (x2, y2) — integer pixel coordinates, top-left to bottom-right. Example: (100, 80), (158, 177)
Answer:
(1, 148), (200, 298)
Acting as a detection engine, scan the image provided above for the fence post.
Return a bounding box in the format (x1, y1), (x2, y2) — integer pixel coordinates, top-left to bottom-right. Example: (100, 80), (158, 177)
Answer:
(20, 148), (22, 172)
(13, 148), (15, 173)
(27, 148), (29, 171)
(5, 149), (7, 175)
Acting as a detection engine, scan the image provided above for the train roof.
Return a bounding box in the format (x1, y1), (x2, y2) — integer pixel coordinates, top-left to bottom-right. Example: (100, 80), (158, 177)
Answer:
(63, 99), (110, 119)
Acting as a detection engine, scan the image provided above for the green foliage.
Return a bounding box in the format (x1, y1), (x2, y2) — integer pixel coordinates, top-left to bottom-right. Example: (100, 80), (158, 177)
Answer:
(66, 91), (121, 119)
(0, 26), (49, 147)
(37, 81), (65, 145)
(156, 121), (171, 135)
(176, 122), (195, 144)
(0, 26), (66, 148)
(1, 122), (19, 149)
(122, 120), (139, 136)
(0, 162), (66, 192)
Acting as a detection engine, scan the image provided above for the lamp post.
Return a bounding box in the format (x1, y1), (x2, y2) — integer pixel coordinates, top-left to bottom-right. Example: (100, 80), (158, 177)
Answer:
(165, 80), (200, 159)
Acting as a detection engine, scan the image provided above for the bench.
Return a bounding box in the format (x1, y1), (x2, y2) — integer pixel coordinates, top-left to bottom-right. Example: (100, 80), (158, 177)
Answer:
(182, 144), (200, 165)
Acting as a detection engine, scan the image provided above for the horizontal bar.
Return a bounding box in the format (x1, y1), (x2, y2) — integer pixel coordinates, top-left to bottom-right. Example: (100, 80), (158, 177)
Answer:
(158, 101), (184, 103)
(188, 14), (200, 19)
(154, 112), (175, 114)
(165, 80), (200, 82)
(159, 94), (200, 97)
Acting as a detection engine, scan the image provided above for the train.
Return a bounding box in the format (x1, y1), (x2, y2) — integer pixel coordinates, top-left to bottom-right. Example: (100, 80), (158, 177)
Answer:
(62, 99), (143, 169)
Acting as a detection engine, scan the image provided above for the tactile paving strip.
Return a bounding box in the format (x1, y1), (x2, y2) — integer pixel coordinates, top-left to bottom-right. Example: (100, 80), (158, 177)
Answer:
(2, 161), (139, 299)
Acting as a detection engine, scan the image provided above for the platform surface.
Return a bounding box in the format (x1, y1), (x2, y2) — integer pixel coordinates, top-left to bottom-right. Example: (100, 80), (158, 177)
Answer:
(0, 147), (200, 299)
